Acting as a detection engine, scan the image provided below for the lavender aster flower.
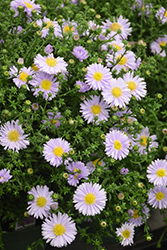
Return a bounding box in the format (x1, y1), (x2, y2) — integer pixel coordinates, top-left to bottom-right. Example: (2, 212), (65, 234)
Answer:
(147, 186), (167, 209)
(36, 17), (62, 38)
(150, 36), (167, 57)
(104, 130), (129, 160)
(43, 138), (70, 167)
(44, 44), (53, 54)
(155, 7), (167, 24)
(42, 112), (62, 129)
(32, 103), (39, 110)
(75, 80), (90, 93)
(71, 46), (89, 62)
(0, 169), (12, 183)
(0, 120), (29, 152)
(10, 0), (41, 17)
(128, 203), (149, 227)
(85, 63), (112, 91)
(66, 161), (90, 186)
(120, 167), (129, 175)
(13, 66), (34, 89)
(42, 212), (77, 248)
(73, 182), (107, 216)
(116, 222), (135, 246)
(27, 185), (54, 219)
(147, 159), (167, 186)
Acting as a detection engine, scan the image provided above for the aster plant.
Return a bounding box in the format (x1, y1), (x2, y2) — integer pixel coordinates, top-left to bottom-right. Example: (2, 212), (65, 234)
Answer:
(1, 0), (167, 250)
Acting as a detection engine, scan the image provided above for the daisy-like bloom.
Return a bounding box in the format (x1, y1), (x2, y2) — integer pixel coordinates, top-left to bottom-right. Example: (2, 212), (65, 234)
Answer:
(101, 15), (132, 40)
(34, 53), (68, 75)
(80, 95), (110, 124)
(62, 20), (78, 36)
(42, 112), (62, 129)
(85, 63), (112, 91)
(120, 167), (129, 175)
(71, 46), (89, 62)
(122, 71), (147, 100)
(10, 0), (41, 17)
(0, 120), (29, 152)
(13, 66), (34, 89)
(43, 138), (70, 167)
(41, 212), (77, 248)
(135, 127), (158, 155)
(101, 37), (124, 53)
(75, 80), (90, 93)
(155, 7), (167, 24)
(150, 36), (167, 57)
(104, 130), (129, 160)
(132, 0), (153, 17)
(66, 161), (90, 186)
(29, 72), (59, 101)
(27, 185), (54, 219)
(128, 203), (150, 227)
(147, 159), (167, 186)
(86, 158), (105, 173)
(106, 50), (137, 74)
(116, 222), (135, 246)
(0, 169), (12, 183)
(36, 17), (62, 38)
(102, 78), (131, 108)
(147, 186), (167, 209)
(44, 44), (53, 54)
(73, 182), (107, 216)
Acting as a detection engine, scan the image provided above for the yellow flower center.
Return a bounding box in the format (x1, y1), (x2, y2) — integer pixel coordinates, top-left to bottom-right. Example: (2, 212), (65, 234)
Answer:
(142, 5), (145, 10)
(164, 11), (167, 18)
(40, 79), (52, 90)
(36, 196), (47, 207)
(45, 20), (54, 29)
(91, 104), (102, 115)
(156, 168), (166, 178)
(114, 140), (122, 150)
(155, 191), (165, 201)
(31, 64), (39, 71)
(92, 158), (102, 166)
(84, 193), (96, 205)
(74, 167), (79, 179)
(24, 1), (33, 9)
(139, 136), (148, 147)
(63, 25), (74, 33)
(117, 55), (127, 65)
(53, 224), (66, 235)
(109, 23), (121, 32)
(50, 119), (58, 125)
(126, 81), (137, 91)
(19, 71), (28, 82)
(53, 146), (64, 157)
(122, 229), (131, 239)
(93, 71), (103, 81)
(8, 130), (20, 142)
(132, 210), (141, 220)
(111, 86), (122, 98)
(113, 44), (122, 51)
(159, 41), (166, 48)
(45, 57), (57, 67)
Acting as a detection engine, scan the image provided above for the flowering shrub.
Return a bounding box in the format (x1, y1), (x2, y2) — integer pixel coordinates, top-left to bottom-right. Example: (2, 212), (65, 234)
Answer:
(1, 0), (167, 249)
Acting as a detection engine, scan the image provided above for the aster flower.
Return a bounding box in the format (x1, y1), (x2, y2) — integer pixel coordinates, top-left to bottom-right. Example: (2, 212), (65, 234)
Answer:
(71, 46), (89, 62)
(10, 0), (41, 17)
(120, 167), (129, 175)
(147, 159), (167, 186)
(101, 15), (132, 40)
(128, 203), (150, 227)
(104, 130), (129, 160)
(62, 20), (78, 36)
(150, 36), (167, 57)
(86, 158), (105, 173)
(0, 169), (12, 183)
(42, 212), (77, 248)
(147, 186), (167, 209)
(36, 17), (62, 38)
(102, 78), (131, 108)
(31, 103), (39, 110)
(75, 80), (90, 93)
(43, 138), (70, 167)
(123, 71), (147, 100)
(34, 53), (68, 75)
(13, 66), (34, 89)
(80, 95), (110, 124)
(73, 182), (107, 216)
(44, 44), (53, 54)
(0, 120), (29, 152)
(106, 49), (137, 73)
(42, 112), (62, 129)
(85, 63), (112, 91)
(155, 7), (167, 24)
(66, 161), (90, 186)
(116, 222), (135, 246)
(102, 37), (124, 53)
(27, 185), (54, 219)
(29, 72), (59, 101)
(132, 0), (153, 17)
(135, 127), (158, 155)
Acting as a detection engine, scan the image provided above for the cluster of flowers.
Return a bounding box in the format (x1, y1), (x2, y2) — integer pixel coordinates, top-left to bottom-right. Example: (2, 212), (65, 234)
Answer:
(1, 0), (167, 249)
